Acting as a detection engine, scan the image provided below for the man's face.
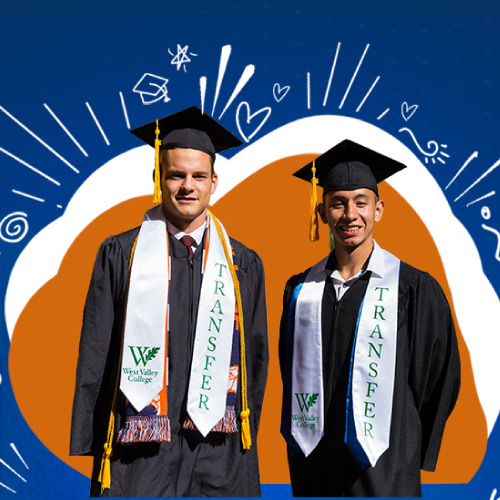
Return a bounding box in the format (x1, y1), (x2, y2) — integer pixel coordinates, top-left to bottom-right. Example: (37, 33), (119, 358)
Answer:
(160, 148), (218, 231)
(318, 188), (384, 251)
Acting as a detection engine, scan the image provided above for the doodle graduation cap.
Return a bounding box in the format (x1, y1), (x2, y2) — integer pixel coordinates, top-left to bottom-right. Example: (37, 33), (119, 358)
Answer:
(293, 139), (407, 241)
(130, 106), (243, 203)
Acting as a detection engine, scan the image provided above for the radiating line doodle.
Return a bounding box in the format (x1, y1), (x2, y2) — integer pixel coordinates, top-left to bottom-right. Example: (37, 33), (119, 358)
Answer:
(10, 444), (29, 470)
(217, 64), (255, 120)
(0, 147), (61, 186)
(398, 127), (450, 165)
(401, 102), (419, 121)
(377, 108), (390, 120)
(0, 106), (79, 173)
(339, 43), (370, 110)
(12, 190), (45, 203)
(43, 103), (88, 157)
(0, 458), (27, 482)
(212, 45), (231, 116)
(0, 482), (15, 494)
(86, 102), (110, 146)
(356, 76), (380, 113)
(446, 151), (478, 190)
(199, 45), (255, 120)
(199, 77), (207, 114)
(133, 73), (170, 105)
(273, 83), (290, 103)
(307, 72), (311, 110)
(454, 156), (500, 202)
(323, 42), (341, 107)
(235, 102), (272, 143)
(0, 443), (29, 494)
(119, 91), (131, 129)
(467, 191), (496, 207)
(168, 44), (197, 72)
(0, 212), (29, 243)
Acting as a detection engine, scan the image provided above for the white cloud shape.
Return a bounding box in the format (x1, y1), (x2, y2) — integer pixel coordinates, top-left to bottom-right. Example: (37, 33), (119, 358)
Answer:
(5, 115), (500, 434)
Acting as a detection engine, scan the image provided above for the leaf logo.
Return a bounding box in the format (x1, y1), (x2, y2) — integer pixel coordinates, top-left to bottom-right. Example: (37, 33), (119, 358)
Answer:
(295, 392), (319, 413)
(128, 346), (160, 366)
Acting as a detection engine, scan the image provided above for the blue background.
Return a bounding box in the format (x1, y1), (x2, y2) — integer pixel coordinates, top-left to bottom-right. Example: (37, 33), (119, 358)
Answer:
(1, 1), (499, 498)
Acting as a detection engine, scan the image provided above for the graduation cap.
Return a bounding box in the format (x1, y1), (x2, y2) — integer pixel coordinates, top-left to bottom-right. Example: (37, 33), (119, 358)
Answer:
(293, 139), (407, 241)
(130, 106), (243, 203)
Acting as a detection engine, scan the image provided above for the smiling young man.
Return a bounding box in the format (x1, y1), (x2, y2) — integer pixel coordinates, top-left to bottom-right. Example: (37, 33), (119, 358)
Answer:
(70, 107), (268, 497)
(279, 140), (460, 497)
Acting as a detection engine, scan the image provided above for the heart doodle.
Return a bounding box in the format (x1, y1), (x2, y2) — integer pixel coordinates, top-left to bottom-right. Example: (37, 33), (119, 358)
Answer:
(273, 83), (291, 103)
(236, 102), (272, 143)
(401, 102), (418, 122)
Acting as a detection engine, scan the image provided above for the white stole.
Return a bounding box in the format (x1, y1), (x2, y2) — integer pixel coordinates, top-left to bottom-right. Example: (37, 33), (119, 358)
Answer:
(291, 256), (328, 457)
(120, 205), (169, 411)
(186, 213), (236, 436)
(120, 207), (236, 438)
(291, 243), (400, 466)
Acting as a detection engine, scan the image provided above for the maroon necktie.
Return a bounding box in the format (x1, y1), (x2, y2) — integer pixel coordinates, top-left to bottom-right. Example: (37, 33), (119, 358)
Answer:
(180, 235), (196, 261)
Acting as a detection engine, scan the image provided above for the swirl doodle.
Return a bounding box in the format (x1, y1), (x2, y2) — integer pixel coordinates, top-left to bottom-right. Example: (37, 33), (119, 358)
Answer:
(0, 212), (29, 243)
(398, 127), (450, 165)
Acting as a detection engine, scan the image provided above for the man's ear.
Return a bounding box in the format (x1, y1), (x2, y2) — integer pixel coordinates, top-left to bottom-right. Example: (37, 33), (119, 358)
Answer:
(318, 202), (328, 224)
(375, 198), (385, 223)
(211, 172), (218, 195)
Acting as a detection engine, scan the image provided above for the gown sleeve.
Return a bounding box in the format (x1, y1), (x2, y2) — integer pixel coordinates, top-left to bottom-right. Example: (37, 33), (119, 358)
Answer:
(407, 271), (461, 471)
(69, 236), (129, 456)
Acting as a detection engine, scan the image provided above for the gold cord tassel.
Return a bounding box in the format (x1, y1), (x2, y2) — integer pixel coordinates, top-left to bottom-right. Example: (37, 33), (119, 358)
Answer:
(98, 236), (138, 493)
(209, 210), (252, 450)
(98, 412), (115, 493)
(310, 160), (320, 242)
(153, 120), (162, 204)
(240, 408), (252, 449)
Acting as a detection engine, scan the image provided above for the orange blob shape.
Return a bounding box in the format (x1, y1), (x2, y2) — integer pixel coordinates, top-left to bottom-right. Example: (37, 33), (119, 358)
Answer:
(9, 155), (487, 485)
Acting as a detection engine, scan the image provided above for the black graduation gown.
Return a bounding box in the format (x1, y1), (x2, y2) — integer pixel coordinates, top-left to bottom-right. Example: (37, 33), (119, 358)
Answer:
(70, 226), (268, 497)
(279, 252), (460, 497)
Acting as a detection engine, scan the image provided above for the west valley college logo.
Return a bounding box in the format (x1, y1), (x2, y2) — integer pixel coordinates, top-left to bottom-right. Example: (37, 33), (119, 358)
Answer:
(294, 393), (319, 413)
(128, 346), (161, 367)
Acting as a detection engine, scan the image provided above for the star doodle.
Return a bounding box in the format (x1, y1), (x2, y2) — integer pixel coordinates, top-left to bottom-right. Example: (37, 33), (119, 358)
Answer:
(168, 44), (198, 72)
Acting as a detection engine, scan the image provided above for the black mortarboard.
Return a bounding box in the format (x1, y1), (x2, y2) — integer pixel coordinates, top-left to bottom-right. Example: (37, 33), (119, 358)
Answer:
(293, 139), (407, 197)
(130, 106), (243, 160)
(294, 139), (407, 242)
(130, 106), (243, 202)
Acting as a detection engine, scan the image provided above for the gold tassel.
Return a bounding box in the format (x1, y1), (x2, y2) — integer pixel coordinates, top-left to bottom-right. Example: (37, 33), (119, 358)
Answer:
(310, 160), (320, 242)
(98, 235), (139, 493)
(209, 210), (252, 450)
(98, 412), (115, 493)
(153, 120), (162, 204)
(240, 408), (252, 450)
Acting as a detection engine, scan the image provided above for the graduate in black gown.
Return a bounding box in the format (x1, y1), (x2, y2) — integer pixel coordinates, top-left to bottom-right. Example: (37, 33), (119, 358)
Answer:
(279, 140), (460, 497)
(70, 107), (268, 497)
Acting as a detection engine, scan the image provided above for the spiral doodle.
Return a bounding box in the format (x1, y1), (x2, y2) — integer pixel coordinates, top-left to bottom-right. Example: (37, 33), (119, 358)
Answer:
(398, 127), (439, 156)
(0, 211), (29, 243)
(398, 127), (451, 166)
